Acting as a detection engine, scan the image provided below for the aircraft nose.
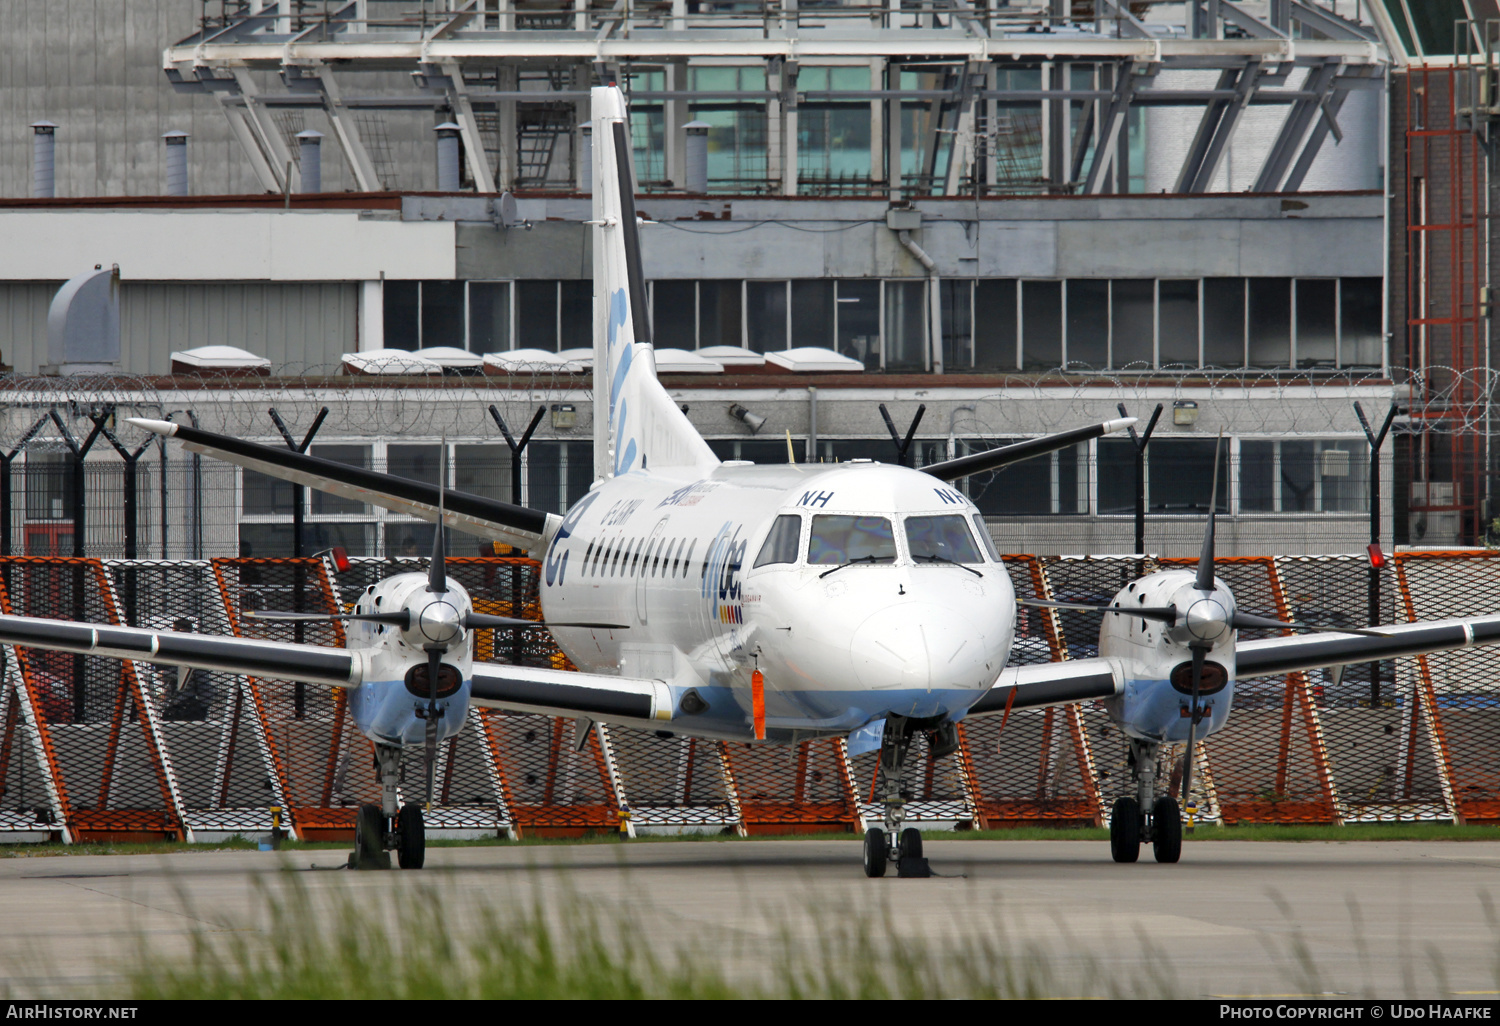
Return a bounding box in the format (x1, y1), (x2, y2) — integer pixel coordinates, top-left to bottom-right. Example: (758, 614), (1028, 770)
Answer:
(848, 602), (995, 693)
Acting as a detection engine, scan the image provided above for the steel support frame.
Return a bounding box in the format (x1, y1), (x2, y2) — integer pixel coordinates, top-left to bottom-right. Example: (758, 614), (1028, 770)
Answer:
(1251, 57), (1341, 194)
(1174, 59), (1263, 194)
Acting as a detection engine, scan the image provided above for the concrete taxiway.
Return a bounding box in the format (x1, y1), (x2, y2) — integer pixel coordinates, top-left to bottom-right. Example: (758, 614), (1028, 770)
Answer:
(3, 838), (1499, 998)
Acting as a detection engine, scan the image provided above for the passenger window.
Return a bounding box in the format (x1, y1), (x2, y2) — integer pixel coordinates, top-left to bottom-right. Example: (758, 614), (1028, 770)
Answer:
(807, 515), (896, 565)
(971, 513), (1001, 562)
(905, 514), (982, 565)
(753, 514), (803, 568)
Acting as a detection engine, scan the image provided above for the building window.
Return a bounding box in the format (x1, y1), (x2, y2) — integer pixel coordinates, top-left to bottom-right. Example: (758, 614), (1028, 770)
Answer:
(1248, 278), (1292, 368)
(1240, 440), (1368, 513)
(956, 439), (1085, 515)
(1158, 279), (1199, 367)
(1109, 279), (1153, 368)
(974, 279), (1018, 370)
(1203, 278), (1246, 367)
(1021, 280), (1062, 370)
(836, 281), (881, 368)
(746, 281), (788, 353)
(1067, 279), (1108, 368)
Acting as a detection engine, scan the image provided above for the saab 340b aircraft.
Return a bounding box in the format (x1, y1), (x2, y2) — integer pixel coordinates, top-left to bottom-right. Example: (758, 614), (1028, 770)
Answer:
(0, 86), (1496, 875)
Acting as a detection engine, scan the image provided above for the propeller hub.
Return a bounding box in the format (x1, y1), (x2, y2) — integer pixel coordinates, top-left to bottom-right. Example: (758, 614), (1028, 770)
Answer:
(416, 599), (464, 647)
(1184, 597), (1230, 644)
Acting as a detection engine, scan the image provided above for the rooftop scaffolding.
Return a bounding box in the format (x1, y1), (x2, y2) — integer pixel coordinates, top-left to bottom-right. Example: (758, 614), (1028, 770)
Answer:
(166, 0), (1390, 197)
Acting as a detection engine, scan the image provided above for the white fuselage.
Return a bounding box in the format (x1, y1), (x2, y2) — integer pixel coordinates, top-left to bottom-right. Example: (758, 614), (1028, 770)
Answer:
(538, 460), (1016, 741)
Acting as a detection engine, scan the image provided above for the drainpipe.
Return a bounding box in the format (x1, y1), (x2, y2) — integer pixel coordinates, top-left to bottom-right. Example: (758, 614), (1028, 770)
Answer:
(947, 404), (975, 461)
(806, 386), (818, 462)
(898, 230), (945, 375)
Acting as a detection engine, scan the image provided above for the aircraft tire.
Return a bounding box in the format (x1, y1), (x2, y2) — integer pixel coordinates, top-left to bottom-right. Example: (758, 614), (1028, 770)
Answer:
(862, 827), (888, 878)
(898, 827), (923, 860)
(1110, 797), (1141, 863)
(396, 802), (425, 869)
(355, 804), (385, 869)
(1151, 796), (1182, 864)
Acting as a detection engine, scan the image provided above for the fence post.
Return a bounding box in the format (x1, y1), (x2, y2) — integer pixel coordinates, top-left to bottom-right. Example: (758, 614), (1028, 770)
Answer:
(490, 405), (546, 663)
(267, 407), (329, 720)
(1354, 401), (1402, 706)
(0, 416), (52, 558)
(1117, 402), (1163, 568)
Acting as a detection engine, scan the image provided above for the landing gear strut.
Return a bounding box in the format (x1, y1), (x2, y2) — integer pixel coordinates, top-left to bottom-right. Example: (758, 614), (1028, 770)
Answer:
(862, 716), (931, 878)
(1109, 739), (1181, 864)
(349, 743), (425, 869)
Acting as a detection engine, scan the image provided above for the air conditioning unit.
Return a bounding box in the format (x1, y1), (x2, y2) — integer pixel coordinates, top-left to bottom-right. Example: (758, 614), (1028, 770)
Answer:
(1320, 449), (1350, 478)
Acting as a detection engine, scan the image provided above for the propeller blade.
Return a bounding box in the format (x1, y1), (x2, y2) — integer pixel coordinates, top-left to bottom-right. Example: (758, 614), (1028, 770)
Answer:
(424, 647), (441, 809)
(1195, 434), (1224, 593)
(429, 444), (448, 594)
(242, 609), (411, 627)
(465, 613), (630, 631)
(1229, 612), (1388, 638)
(1180, 645), (1204, 809)
(1017, 597), (1178, 624)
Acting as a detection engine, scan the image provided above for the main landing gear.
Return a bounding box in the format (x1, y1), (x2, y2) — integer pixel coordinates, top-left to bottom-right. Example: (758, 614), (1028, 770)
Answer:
(862, 716), (940, 879)
(1109, 740), (1182, 864)
(350, 744), (426, 870)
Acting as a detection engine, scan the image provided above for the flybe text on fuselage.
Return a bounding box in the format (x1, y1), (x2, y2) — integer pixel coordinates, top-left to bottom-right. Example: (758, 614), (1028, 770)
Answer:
(539, 460), (1017, 741)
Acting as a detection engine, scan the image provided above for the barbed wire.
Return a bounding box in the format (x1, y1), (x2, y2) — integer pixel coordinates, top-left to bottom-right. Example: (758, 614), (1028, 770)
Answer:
(0, 363), (1492, 453)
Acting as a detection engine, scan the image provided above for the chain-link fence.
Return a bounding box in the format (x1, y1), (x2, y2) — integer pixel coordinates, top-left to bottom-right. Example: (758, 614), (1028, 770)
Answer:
(0, 552), (1495, 842)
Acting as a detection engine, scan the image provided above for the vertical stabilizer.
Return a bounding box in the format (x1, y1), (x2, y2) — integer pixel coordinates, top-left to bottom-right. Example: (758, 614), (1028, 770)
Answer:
(591, 86), (719, 482)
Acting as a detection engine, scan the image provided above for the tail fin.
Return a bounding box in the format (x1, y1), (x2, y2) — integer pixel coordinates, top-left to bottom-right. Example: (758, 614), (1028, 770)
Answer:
(591, 86), (719, 482)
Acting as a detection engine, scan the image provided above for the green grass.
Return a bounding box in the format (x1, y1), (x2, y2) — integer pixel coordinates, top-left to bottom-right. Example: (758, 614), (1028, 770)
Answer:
(4, 820), (1499, 858)
(122, 875), (1176, 1000)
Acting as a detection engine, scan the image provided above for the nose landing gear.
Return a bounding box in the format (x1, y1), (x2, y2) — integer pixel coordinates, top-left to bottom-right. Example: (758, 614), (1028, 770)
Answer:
(861, 716), (932, 878)
(1108, 740), (1182, 864)
(349, 743), (426, 869)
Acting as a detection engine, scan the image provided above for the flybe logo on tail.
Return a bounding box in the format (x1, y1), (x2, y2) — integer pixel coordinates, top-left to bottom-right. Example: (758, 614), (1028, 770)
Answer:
(607, 288), (638, 475)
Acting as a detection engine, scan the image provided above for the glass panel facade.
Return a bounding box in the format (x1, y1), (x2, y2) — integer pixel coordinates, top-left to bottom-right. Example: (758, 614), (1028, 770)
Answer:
(383, 280), (420, 350)
(420, 280), (465, 349)
(791, 280), (835, 349)
(468, 281), (510, 354)
(516, 281), (557, 351)
(699, 280), (742, 348)
(1110, 279), (1154, 368)
(653, 280), (696, 348)
(1066, 279), (1107, 368)
(1296, 279), (1337, 368)
(974, 279), (1017, 370)
(1158, 279), (1199, 366)
(1341, 277), (1383, 367)
(1021, 280), (1061, 370)
(1203, 278), (1245, 367)
(1248, 278), (1291, 368)
(746, 281), (787, 353)
(884, 280), (927, 370)
(836, 280), (881, 368)
(1147, 439), (1228, 514)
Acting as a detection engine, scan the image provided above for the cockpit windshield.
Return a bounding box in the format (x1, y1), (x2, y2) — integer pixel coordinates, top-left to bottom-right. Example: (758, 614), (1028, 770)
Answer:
(905, 514), (984, 565)
(808, 515), (897, 565)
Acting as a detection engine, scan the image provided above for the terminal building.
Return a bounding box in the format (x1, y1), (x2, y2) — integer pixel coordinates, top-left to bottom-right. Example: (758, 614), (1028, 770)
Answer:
(0, 0), (1482, 560)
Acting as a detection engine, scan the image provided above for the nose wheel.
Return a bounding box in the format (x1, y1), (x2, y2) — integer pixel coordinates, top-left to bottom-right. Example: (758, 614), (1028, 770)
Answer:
(1111, 740), (1184, 864)
(862, 717), (931, 878)
(349, 744), (427, 870)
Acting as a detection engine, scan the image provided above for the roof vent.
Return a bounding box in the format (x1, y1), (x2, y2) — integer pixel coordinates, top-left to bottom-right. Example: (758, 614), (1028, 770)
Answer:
(44, 266), (120, 375)
(171, 345), (271, 376)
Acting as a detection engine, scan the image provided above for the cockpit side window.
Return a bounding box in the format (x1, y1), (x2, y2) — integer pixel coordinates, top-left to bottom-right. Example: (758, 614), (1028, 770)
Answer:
(753, 514), (803, 568)
(808, 515), (897, 565)
(971, 513), (1001, 562)
(905, 514), (983, 564)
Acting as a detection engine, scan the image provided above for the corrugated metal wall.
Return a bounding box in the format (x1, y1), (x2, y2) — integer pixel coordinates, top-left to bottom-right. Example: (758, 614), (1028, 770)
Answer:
(0, 281), (358, 374)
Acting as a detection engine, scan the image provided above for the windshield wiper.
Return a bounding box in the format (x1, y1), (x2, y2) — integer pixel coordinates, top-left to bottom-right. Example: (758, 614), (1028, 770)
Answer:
(818, 555), (889, 579)
(913, 553), (982, 577)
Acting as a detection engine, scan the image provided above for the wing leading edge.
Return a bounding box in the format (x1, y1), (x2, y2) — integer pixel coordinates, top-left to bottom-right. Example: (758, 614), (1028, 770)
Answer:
(0, 612), (678, 726)
(126, 418), (561, 555)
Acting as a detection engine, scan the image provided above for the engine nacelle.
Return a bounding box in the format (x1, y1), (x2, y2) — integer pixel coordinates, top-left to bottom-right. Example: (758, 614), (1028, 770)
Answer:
(1097, 570), (1237, 744)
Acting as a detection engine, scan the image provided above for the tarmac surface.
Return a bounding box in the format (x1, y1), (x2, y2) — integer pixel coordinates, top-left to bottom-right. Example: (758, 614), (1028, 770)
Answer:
(4, 838), (1500, 998)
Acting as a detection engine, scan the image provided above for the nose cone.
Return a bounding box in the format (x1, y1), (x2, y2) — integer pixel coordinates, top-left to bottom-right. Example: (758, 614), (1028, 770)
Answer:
(416, 598), (463, 647)
(849, 602), (997, 694)
(1184, 597), (1229, 644)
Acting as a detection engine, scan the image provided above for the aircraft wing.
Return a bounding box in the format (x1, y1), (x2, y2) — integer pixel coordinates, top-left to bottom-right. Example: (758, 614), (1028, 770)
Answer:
(1236, 613), (1500, 677)
(0, 613), (362, 687)
(922, 419), (1136, 483)
(468, 662), (673, 725)
(966, 657), (1122, 717)
(127, 418), (561, 555)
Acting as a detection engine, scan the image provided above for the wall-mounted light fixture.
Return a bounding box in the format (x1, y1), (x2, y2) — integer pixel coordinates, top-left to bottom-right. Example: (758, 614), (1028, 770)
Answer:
(1172, 400), (1199, 426)
(728, 403), (766, 434)
(551, 403), (576, 430)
